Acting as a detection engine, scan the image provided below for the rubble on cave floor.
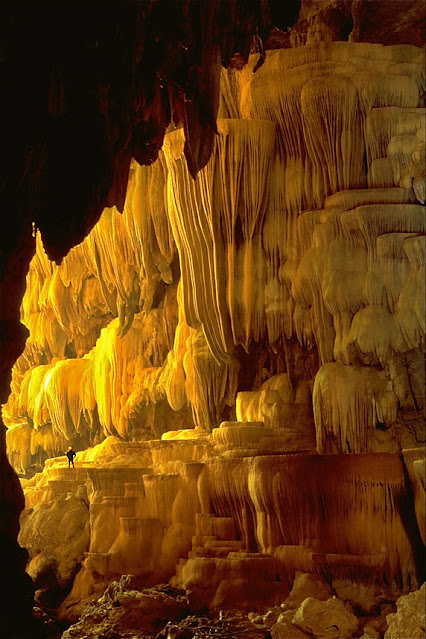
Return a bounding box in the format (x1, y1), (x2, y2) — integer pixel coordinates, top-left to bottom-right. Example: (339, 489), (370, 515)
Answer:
(44, 574), (424, 639)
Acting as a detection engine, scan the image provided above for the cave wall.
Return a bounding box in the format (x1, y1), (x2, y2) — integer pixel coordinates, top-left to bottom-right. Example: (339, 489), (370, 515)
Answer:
(4, 40), (425, 475)
(6, 36), (425, 622)
(0, 0), (425, 634)
(0, 1), (283, 635)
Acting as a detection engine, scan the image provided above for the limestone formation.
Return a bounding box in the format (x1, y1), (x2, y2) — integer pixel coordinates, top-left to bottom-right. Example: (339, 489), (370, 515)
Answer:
(19, 494), (89, 608)
(292, 596), (360, 638)
(384, 582), (426, 639)
(286, 571), (334, 610)
(1, 2), (425, 637)
(15, 430), (422, 622)
(5, 40), (425, 478)
(271, 613), (312, 639)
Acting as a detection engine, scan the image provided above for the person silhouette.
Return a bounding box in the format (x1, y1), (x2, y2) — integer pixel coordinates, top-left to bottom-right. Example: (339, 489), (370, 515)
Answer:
(65, 446), (76, 468)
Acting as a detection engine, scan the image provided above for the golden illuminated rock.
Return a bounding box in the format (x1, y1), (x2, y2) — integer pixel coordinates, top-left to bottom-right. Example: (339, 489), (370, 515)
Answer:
(4, 37), (425, 624)
(18, 436), (422, 619)
(292, 597), (359, 639)
(385, 583), (426, 639)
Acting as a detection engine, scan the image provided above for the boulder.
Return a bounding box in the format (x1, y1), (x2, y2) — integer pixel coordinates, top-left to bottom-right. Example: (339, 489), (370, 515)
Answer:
(331, 580), (380, 615)
(385, 583), (425, 639)
(19, 496), (89, 597)
(271, 610), (311, 638)
(361, 613), (393, 639)
(287, 572), (334, 609)
(248, 604), (287, 628)
(292, 597), (359, 639)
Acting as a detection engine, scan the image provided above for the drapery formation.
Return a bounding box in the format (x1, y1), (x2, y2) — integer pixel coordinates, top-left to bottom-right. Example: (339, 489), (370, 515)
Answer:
(5, 41), (424, 474)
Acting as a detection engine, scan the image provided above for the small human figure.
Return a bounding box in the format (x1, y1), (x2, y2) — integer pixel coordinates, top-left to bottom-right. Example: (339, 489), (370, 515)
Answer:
(65, 446), (76, 468)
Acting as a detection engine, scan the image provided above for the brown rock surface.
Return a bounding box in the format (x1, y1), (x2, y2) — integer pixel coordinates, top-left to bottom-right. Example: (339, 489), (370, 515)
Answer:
(331, 580), (382, 616)
(61, 577), (189, 638)
(0, 2), (289, 633)
(384, 582), (426, 639)
(19, 495), (89, 607)
(286, 572), (334, 609)
(292, 596), (360, 638)
(1, 2), (424, 635)
(351, 0), (425, 48)
(271, 610), (311, 638)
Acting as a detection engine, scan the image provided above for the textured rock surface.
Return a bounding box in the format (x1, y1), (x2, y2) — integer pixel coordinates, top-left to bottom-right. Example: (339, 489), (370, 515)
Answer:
(5, 39), (425, 476)
(286, 571), (334, 609)
(331, 580), (382, 615)
(1, 1), (425, 637)
(61, 577), (189, 638)
(384, 582), (426, 639)
(0, 2), (290, 634)
(292, 596), (360, 638)
(16, 435), (421, 621)
(271, 615), (311, 639)
(19, 495), (89, 608)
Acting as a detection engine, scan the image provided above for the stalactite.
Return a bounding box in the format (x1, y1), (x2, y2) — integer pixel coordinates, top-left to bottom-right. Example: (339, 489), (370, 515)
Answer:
(324, 187), (416, 210)
(367, 233), (412, 313)
(301, 74), (366, 199)
(6, 422), (67, 477)
(349, 72), (419, 116)
(240, 59), (358, 213)
(292, 220), (338, 364)
(347, 305), (406, 365)
(216, 120), (275, 349)
(184, 327), (239, 431)
(340, 204), (425, 258)
(125, 157), (175, 292)
(387, 134), (420, 185)
(368, 158), (395, 188)
(199, 452), (419, 591)
(262, 158), (292, 344)
(158, 285), (192, 414)
(164, 119), (275, 359)
(313, 362), (398, 454)
(395, 235), (425, 351)
(164, 128), (232, 362)
(89, 311), (171, 437)
(365, 107), (425, 168)
(402, 448), (425, 545)
(235, 372), (309, 431)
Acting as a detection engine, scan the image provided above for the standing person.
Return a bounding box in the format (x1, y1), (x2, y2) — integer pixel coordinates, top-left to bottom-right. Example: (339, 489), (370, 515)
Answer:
(65, 446), (76, 468)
